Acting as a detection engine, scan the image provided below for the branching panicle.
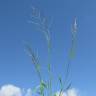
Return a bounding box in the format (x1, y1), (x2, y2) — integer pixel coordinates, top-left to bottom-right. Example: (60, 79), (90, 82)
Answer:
(26, 6), (78, 96)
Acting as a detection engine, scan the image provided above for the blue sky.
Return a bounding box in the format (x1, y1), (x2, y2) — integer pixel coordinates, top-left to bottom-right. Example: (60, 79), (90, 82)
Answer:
(0, 0), (96, 96)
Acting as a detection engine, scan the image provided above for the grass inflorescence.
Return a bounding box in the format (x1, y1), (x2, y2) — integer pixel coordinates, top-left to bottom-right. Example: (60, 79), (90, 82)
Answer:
(25, 7), (77, 96)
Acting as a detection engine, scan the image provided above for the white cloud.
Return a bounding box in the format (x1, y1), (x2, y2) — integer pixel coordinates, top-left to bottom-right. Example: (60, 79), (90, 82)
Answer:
(0, 84), (22, 96)
(67, 88), (79, 96)
(55, 88), (79, 96)
(25, 88), (32, 96)
(55, 91), (67, 96)
(0, 84), (79, 96)
(0, 84), (33, 96)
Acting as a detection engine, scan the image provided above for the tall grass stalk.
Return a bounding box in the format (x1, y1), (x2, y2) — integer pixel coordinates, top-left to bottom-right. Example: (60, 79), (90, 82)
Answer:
(26, 7), (77, 96)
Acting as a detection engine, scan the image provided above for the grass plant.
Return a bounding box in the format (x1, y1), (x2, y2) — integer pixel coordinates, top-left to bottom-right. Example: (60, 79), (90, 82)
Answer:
(25, 7), (77, 96)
